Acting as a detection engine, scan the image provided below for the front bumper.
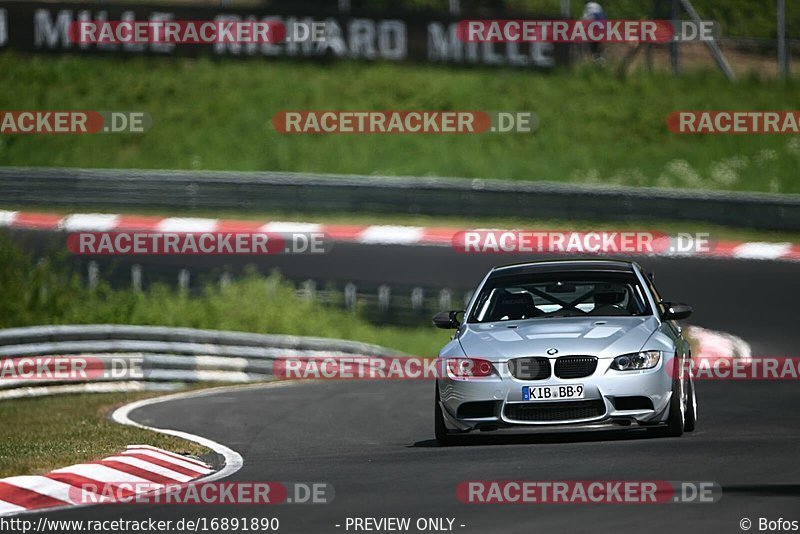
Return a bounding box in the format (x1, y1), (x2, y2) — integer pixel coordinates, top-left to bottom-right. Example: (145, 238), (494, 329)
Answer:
(437, 356), (673, 432)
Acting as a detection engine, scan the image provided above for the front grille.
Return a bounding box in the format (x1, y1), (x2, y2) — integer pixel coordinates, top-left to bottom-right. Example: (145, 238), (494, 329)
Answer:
(508, 357), (551, 380)
(504, 400), (606, 422)
(554, 356), (598, 379)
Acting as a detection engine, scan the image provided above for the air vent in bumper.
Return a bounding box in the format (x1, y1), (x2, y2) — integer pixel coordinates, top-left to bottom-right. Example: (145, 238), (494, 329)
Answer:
(613, 396), (654, 410)
(457, 401), (498, 419)
(503, 399), (606, 422)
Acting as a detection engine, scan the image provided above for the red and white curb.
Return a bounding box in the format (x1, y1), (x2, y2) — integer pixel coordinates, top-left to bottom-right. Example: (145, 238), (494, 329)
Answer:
(1, 210), (799, 261)
(686, 325), (752, 363)
(0, 384), (267, 517)
(0, 445), (212, 516)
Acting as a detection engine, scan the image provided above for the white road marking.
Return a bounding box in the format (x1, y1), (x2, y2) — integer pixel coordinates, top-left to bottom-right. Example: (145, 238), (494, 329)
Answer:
(0, 210), (18, 227)
(120, 449), (212, 474)
(260, 221), (322, 233)
(156, 218), (218, 233)
(733, 242), (792, 260)
(59, 213), (120, 231)
(99, 456), (193, 482)
(358, 225), (425, 244)
(1, 476), (97, 505)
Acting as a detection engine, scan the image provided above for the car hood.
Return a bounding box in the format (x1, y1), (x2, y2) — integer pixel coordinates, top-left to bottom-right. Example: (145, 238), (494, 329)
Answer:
(458, 316), (659, 360)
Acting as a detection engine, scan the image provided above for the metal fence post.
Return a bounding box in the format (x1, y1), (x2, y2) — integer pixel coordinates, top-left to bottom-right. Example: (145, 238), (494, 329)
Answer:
(344, 283), (357, 310)
(265, 275), (278, 296)
(303, 279), (317, 301)
(439, 289), (452, 311)
(178, 269), (190, 293)
(131, 264), (142, 292)
(220, 272), (232, 290)
(463, 290), (474, 309)
(87, 261), (99, 291)
(378, 285), (391, 313)
(411, 287), (424, 311)
(449, 0), (460, 16)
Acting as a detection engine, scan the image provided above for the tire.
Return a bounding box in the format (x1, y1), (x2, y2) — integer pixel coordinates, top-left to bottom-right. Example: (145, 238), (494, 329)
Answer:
(648, 378), (685, 438)
(434, 385), (455, 446)
(684, 375), (697, 432)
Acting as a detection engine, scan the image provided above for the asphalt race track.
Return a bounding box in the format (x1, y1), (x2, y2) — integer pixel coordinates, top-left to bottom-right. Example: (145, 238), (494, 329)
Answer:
(26, 244), (800, 533)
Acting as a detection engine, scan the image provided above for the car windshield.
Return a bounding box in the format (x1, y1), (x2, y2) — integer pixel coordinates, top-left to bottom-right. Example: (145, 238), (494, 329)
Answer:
(468, 272), (652, 323)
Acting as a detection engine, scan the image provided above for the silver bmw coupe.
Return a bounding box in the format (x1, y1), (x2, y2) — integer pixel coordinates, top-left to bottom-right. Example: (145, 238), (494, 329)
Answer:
(433, 259), (696, 445)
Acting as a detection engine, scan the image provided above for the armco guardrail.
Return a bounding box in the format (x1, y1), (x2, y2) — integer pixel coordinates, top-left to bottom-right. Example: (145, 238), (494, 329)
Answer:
(1, 167), (799, 231)
(0, 324), (400, 355)
(0, 325), (401, 397)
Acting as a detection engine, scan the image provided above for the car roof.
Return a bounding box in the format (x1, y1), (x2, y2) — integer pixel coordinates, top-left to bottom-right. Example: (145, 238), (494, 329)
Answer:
(490, 259), (638, 277)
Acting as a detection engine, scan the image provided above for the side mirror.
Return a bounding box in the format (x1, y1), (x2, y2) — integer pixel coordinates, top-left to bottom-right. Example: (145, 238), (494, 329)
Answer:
(433, 310), (463, 329)
(663, 303), (692, 321)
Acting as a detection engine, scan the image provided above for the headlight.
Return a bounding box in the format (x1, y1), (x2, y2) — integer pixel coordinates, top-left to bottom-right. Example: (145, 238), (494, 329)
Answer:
(611, 350), (661, 371)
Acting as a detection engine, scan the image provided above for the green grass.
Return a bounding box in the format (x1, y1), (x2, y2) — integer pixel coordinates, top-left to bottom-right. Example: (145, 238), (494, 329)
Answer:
(1, 52), (799, 193)
(0, 392), (210, 477)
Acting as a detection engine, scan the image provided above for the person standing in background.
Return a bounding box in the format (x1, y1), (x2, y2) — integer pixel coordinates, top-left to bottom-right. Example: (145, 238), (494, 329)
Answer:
(582, 1), (607, 63)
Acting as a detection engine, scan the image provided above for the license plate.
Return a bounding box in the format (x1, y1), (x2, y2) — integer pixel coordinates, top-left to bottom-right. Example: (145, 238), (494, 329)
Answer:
(523, 384), (585, 401)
